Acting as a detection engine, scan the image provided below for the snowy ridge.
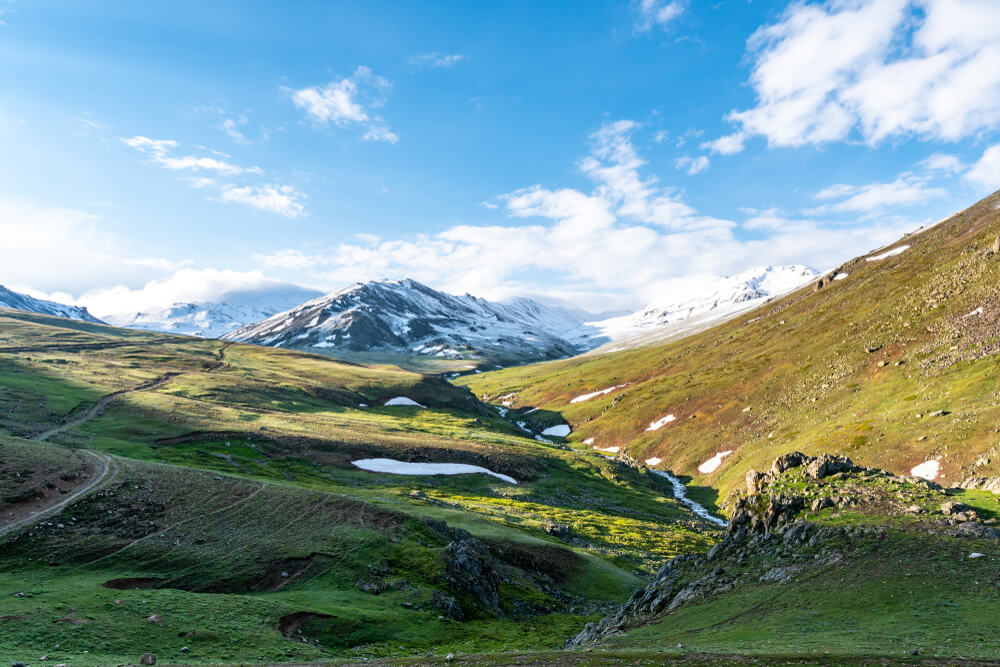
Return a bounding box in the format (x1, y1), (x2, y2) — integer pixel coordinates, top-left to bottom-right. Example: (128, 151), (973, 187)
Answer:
(0, 285), (103, 323)
(100, 285), (323, 339)
(589, 265), (816, 343)
(224, 278), (592, 364)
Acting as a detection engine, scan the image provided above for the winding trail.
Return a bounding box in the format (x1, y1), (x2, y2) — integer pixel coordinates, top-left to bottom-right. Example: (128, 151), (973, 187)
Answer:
(651, 469), (727, 527)
(0, 449), (117, 540)
(32, 372), (183, 443)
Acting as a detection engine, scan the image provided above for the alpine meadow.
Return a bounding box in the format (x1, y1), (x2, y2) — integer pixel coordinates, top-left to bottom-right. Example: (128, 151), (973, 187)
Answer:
(4, 2), (1000, 666)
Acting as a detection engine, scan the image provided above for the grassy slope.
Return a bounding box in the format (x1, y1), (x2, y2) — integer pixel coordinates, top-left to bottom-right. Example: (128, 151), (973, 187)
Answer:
(458, 190), (1000, 504)
(590, 463), (1000, 662)
(0, 311), (718, 664)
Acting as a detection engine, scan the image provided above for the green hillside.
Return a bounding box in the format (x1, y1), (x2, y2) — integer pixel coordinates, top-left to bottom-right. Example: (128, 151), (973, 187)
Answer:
(459, 190), (1000, 506)
(0, 309), (715, 665)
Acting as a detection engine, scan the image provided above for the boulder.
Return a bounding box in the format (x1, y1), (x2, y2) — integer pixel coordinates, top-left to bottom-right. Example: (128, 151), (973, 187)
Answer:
(941, 500), (971, 515)
(770, 452), (807, 476)
(139, 654), (156, 666)
(805, 454), (856, 479)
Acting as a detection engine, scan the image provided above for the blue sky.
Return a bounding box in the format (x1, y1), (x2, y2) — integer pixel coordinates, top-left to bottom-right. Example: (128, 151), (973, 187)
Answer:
(2, 0), (999, 315)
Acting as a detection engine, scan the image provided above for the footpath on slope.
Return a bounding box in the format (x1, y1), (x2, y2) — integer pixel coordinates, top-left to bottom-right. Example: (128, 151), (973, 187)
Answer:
(0, 343), (232, 539)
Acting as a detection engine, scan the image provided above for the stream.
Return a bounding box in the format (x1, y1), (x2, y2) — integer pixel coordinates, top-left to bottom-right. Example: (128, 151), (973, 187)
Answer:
(651, 470), (727, 527)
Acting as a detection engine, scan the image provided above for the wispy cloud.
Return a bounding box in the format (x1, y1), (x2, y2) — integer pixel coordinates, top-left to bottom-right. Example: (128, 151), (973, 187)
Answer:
(409, 52), (466, 68)
(122, 136), (260, 175)
(290, 66), (398, 143)
(122, 136), (305, 217)
(251, 121), (918, 309)
(633, 0), (684, 34)
(675, 155), (710, 174)
(809, 172), (947, 215)
(219, 184), (306, 218)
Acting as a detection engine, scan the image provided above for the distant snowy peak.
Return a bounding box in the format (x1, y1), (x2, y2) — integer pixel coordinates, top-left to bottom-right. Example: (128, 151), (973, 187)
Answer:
(100, 285), (324, 339)
(224, 278), (590, 364)
(592, 265), (816, 339)
(0, 284), (103, 323)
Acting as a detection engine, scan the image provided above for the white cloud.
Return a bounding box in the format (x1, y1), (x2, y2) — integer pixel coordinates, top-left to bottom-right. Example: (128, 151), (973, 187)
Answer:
(250, 121), (922, 310)
(0, 197), (185, 295)
(77, 268), (297, 319)
(409, 52), (466, 68)
(922, 152), (965, 173)
(965, 143), (1000, 190)
(222, 117), (248, 143)
(633, 0), (684, 33)
(122, 136), (260, 175)
(810, 172), (947, 213)
(701, 132), (747, 155)
(290, 66), (398, 143)
(675, 155), (710, 174)
(219, 184), (306, 218)
(122, 136), (304, 217)
(715, 0), (1000, 151)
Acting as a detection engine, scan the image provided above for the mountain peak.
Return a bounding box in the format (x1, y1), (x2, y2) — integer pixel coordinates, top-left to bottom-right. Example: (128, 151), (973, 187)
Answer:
(0, 284), (103, 323)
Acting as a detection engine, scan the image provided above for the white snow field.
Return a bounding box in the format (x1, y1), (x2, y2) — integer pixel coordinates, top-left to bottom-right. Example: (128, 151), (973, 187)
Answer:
(698, 450), (734, 474)
(570, 384), (628, 403)
(866, 245), (909, 262)
(646, 414), (676, 431)
(384, 396), (425, 407)
(351, 458), (517, 484)
(541, 424), (571, 437)
(910, 459), (940, 480)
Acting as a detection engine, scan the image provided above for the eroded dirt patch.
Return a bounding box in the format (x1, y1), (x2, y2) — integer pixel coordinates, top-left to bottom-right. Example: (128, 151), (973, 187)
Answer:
(278, 611), (333, 639)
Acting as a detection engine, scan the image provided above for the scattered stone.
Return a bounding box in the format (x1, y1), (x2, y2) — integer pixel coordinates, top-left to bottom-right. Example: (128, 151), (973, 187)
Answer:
(876, 360), (887, 367)
(146, 614), (163, 623)
(13, 592), (24, 598)
(139, 653), (156, 665)
(928, 410), (949, 417)
(180, 647), (190, 653)
(445, 653), (455, 661)
(941, 501), (971, 515)
(970, 552), (985, 559)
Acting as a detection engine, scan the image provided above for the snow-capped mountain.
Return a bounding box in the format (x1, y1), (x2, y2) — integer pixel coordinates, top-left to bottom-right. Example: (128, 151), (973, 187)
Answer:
(588, 265), (816, 346)
(0, 284), (104, 323)
(224, 279), (592, 365)
(101, 285), (324, 339)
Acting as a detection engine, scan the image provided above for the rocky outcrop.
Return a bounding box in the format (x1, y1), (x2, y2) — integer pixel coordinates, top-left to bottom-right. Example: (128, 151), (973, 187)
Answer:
(444, 533), (501, 615)
(566, 517), (877, 648)
(567, 450), (995, 649)
(959, 476), (1000, 494)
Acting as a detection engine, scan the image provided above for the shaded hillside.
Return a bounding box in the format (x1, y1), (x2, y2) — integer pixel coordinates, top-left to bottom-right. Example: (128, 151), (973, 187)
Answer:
(0, 308), (716, 664)
(459, 190), (1000, 501)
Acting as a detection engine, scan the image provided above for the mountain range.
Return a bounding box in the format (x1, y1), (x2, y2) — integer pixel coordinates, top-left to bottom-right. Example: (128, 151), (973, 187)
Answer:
(0, 284), (103, 323)
(223, 267), (815, 366)
(99, 284), (324, 339)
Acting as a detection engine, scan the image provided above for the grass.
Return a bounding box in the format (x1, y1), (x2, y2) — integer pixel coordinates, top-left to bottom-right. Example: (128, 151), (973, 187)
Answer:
(458, 190), (1000, 501)
(0, 311), (715, 664)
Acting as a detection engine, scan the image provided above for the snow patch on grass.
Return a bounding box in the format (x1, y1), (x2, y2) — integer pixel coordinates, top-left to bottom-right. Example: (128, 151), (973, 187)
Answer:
(911, 459), (940, 480)
(352, 458), (517, 484)
(384, 396), (425, 408)
(570, 384), (627, 404)
(866, 245), (909, 262)
(646, 414), (676, 431)
(698, 450), (734, 474)
(541, 424), (571, 437)
(645, 457), (662, 466)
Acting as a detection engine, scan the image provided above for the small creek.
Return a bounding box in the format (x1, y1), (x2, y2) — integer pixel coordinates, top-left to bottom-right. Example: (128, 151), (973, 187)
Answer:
(650, 470), (727, 527)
